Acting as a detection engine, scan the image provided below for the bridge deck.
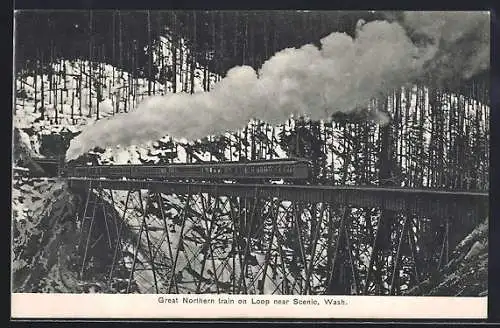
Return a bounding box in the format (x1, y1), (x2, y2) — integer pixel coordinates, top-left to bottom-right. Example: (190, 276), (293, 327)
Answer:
(67, 177), (488, 221)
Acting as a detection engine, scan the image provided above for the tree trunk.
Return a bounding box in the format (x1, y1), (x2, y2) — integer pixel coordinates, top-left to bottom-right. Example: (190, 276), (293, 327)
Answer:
(40, 51), (45, 119)
(377, 96), (394, 253)
(147, 10), (152, 96)
(96, 46), (100, 120)
(263, 13), (269, 60)
(219, 11), (224, 78)
(190, 11), (196, 95)
(133, 40), (137, 106)
(248, 12), (254, 67)
(88, 11), (93, 117)
(48, 43), (53, 105)
(118, 11), (123, 70)
(78, 62), (82, 116)
(172, 12), (177, 94)
(233, 12), (238, 58)
(33, 55), (38, 113)
(243, 13), (248, 65)
(179, 33), (185, 92)
(71, 90), (75, 121)
(112, 11), (116, 84)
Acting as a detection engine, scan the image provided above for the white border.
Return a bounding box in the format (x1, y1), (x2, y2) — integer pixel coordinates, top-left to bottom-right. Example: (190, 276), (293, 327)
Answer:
(11, 293), (487, 319)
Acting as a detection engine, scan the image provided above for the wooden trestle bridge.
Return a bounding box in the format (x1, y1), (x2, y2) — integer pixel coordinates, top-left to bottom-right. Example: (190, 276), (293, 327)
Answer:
(67, 177), (488, 296)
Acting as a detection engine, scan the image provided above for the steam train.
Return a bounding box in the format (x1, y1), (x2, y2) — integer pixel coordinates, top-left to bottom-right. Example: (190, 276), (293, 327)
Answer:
(62, 157), (313, 183)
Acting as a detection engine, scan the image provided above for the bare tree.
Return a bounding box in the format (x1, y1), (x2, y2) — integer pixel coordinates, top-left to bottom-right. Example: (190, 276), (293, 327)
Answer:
(88, 10), (93, 117)
(190, 11), (196, 95)
(147, 10), (152, 96)
(172, 12), (177, 94)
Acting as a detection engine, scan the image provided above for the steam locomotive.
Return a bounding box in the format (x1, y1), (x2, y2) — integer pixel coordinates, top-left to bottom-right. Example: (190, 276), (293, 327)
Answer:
(62, 157), (313, 183)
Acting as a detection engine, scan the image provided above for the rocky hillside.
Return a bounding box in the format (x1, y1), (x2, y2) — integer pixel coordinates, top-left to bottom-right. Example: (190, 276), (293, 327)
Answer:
(405, 218), (488, 296)
(12, 180), (141, 293)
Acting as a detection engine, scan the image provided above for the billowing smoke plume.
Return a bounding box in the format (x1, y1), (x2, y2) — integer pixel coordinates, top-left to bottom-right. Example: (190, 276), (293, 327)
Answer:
(398, 11), (490, 86)
(66, 12), (490, 161)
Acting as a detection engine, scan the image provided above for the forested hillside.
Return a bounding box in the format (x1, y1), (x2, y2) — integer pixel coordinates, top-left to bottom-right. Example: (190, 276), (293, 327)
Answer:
(12, 11), (489, 295)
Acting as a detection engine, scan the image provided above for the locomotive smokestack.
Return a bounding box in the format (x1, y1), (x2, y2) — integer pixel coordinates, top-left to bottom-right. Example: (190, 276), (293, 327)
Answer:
(65, 11), (489, 162)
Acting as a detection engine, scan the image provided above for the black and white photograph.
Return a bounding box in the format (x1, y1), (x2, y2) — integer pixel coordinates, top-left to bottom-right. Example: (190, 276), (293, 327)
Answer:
(11, 10), (489, 306)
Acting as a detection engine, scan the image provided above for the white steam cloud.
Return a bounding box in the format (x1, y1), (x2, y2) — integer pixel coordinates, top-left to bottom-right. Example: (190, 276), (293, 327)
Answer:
(66, 12), (490, 161)
(400, 11), (490, 83)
